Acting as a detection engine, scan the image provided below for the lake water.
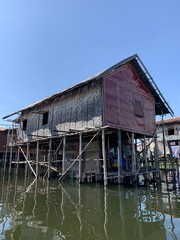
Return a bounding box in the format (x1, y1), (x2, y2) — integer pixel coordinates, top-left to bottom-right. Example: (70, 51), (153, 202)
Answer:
(1, 167), (180, 240)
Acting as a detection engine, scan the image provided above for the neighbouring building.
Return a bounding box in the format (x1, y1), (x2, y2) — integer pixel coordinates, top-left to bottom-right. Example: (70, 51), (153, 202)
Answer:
(0, 128), (18, 165)
(156, 117), (180, 159)
(0, 128), (8, 162)
(3, 54), (173, 185)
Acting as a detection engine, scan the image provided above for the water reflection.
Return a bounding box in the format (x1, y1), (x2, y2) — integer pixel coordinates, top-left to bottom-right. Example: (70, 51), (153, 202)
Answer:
(0, 168), (180, 239)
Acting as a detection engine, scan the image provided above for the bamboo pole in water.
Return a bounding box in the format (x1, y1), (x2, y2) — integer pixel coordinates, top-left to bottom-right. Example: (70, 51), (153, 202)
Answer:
(25, 143), (30, 177)
(117, 129), (122, 184)
(102, 129), (107, 186)
(79, 133), (82, 183)
(36, 141), (39, 178)
(48, 138), (52, 180)
(16, 147), (20, 176)
(8, 146), (13, 175)
(62, 136), (66, 176)
(131, 132), (136, 174)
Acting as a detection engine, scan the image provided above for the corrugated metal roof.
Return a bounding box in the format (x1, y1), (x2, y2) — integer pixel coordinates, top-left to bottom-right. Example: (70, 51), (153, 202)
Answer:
(156, 117), (180, 125)
(3, 54), (173, 119)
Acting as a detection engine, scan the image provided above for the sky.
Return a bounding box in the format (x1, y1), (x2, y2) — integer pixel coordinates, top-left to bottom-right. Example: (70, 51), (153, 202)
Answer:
(0, 0), (180, 127)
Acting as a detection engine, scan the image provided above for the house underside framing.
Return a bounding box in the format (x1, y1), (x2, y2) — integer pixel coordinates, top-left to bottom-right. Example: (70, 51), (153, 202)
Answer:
(4, 125), (160, 186)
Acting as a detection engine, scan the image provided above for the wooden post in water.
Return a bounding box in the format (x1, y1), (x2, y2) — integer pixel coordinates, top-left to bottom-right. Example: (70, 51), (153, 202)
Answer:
(8, 122), (15, 175)
(144, 136), (148, 182)
(131, 133), (136, 174)
(48, 138), (52, 180)
(8, 146), (13, 175)
(161, 111), (167, 161)
(117, 129), (122, 183)
(144, 136), (148, 172)
(102, 129), (107, 186)
(36, 141), (39, 178)
(154, 134), (158, 169)
(25, 143), (30, 177)
(62, 136), (66, 176)
(16, 147), (20, 176)
(79, 133), (82, 183)
(3, 145), (8, 172)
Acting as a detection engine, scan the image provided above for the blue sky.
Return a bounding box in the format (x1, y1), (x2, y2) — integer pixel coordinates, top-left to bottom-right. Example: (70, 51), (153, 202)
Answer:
(0, 0), (180, 126)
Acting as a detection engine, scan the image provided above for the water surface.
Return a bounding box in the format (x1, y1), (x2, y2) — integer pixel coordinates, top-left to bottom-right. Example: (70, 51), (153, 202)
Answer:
(0, 168), (180, 240)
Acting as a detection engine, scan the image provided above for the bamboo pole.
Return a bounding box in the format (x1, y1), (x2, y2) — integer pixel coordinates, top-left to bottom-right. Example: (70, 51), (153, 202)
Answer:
(62, 136), (66, 175)
(131, 132), (136, 174)
(102, 129), (107, 186)
(144, 136), (148, 181)
(161, 111), (167, 161)
(36, 141), (39, 178)
(48, 138), (52, 180)
(16, 147), (20, 176)
(117, 129), (122, 184)
(19, 146), (36, 177)
(25, 143), (30, 177)
(3, 145), (8, 172)
(8, 146), (13, 175)
(59, 129), (101, 181)
(79, 133), (82, 183)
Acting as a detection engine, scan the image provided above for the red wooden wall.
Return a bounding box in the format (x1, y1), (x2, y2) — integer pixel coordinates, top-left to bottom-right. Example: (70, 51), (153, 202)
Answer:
(103, 63), (155, 136)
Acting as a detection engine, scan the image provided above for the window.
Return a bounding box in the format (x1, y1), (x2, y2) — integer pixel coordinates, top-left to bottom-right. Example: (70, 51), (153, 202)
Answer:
(42, 112), (49, 125)
(22, 119), (27, 131)
(134, 99), (143, 117)
(168, 128), (175, 136)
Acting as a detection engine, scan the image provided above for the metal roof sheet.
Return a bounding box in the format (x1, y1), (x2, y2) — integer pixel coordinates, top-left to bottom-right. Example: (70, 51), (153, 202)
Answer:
(156, 117), (180, 125)
(3, 54), (173, 120)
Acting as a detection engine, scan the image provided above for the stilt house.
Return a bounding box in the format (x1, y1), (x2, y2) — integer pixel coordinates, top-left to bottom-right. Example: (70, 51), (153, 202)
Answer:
(3, 54), (173, 185)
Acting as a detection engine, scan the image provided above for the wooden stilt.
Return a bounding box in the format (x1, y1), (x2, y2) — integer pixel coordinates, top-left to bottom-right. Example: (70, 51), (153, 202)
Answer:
(131, 133), (136, 174)
(36, 141), (39, 178)
(62, 136), (66, 175)
(117, 129), (122, 183)
(8, 146), (13, 175)
(16, 147), (20, 176)
(79, 133), (82, 183)
(161, 111), (167, 161)
(48, 138), (52, 180)
(3, 145), (8, 172)
(144, 136), (148, 173)
(102, 129), (107, 186)
(25, 143), (30, 177)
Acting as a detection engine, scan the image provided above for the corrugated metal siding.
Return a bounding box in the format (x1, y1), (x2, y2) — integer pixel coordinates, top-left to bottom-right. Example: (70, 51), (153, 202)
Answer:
(18, 81), (103, 142)
(103, 63), (156, 135)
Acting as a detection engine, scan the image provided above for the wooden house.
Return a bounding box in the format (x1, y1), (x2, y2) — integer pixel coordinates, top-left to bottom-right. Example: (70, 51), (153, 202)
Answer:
(3, 54), (173, 185)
